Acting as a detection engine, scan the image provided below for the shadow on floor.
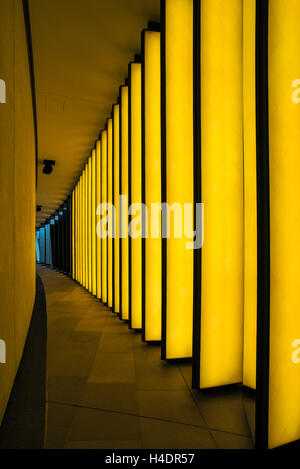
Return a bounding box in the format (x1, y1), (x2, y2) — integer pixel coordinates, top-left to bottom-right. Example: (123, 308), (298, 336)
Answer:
(0, 274), (47, 449)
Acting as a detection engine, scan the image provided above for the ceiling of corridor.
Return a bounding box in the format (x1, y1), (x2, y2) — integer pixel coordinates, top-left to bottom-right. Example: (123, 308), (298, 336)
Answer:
(30, 0), (160, 227)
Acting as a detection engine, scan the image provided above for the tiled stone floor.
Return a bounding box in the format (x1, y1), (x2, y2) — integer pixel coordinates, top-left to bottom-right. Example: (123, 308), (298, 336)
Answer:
(39, 266), (255, 449)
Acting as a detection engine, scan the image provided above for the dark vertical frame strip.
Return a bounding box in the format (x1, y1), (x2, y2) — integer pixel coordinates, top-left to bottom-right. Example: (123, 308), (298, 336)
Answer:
(22, 0), (38, 188)
(160, 0), (167, 360)
(255, 0), (270, 450)
(192, 0), (201, 389)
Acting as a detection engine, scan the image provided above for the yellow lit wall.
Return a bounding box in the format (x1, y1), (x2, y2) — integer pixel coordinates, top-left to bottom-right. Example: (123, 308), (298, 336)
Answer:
(268, 0), (300, 449)
(101, 130), (108, 304)
(0, 0), (36, 423)
(144, 29), (161, 342)
(164, 0), (193, 358)
(199, 0), (244, 388)
(107, 118), (113, 308)
(129, 62), (142, 330)
(243, 0), (257, 390)
(113, 104), (120, 313)
(96, 140), (102, 299)
(91, 149), (97, 296)
(120, 85), (129, 320)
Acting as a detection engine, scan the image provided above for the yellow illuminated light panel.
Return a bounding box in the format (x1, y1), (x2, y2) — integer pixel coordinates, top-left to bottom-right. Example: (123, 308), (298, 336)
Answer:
(144, 29), (161, 341)
(80, 175), (82, 285)
(130, 62), (142, 330)
(82, 165), (88, 289)
(96, 140), (102, 299)
(81, 174), (84, 286)
(79, 170), (86, 286)
(164, 0), (193, 358)
(268, 0), (300, 449)
(113, 104), (120, 313)
(77, 180), (80, 283)
(73, 187), (76, 280)
(199, 0), (244, 387)
(75, 183), (78, 282)
(107, 118), (113, 308)
(243, 0), (257, 390)
(85, 163), (89, 289)
(77, 182), (80, 283)
(88, 156), (92, 292)
(72, 190), (75, 279)
(120, 86), (129, 320)
(92, 149), (97, 296)
(75, 185), (78, 281)
(79, 176), (82, 285)
(83, 174), (86, 286)
(101, 130), (108, 304)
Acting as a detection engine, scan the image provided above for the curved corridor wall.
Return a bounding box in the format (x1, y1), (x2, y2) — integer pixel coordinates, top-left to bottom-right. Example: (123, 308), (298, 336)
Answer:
(0, 0), (36, 424)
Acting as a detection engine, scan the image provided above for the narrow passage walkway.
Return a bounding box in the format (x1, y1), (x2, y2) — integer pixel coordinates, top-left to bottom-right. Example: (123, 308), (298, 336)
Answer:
(37, 267), (254, 448)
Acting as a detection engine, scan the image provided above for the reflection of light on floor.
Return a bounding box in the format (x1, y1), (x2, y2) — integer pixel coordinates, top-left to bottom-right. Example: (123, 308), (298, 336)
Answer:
(0, 339), (6, 364)
(0, 79), (6, 103)
(242, 389), (256, 441)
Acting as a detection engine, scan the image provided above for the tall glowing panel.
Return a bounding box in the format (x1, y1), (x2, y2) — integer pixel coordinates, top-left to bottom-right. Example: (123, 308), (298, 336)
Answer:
(85, 163), (88, 289)
(77, 183), (80, 283)
(101, 130), (108, 304)
(80, 166), (87, 288)
(113, 104), (120, 313)
(82, 173), (85, 287)
(77, 180), (80, 283)
(107, 118), (113, 308)
(91, 149), (97, 296)
(162, 0), (194, 358)
(81, 168), (85, 288)
(72, 190), (75, 279)
(196, 0), (244, 388)
(96, 140), (102, 299)
(75, 185), (78, 281)
(120, 85), (129, 320)
(129, 61), (142, 330)
(143, 28), (161, 342)
(81, 173), (85, 286)
(79, 176), (82, 285)
(88, 156), (92, 292)
(243, 0), (257, 390)
(263, 0), (300, 449)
